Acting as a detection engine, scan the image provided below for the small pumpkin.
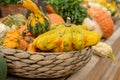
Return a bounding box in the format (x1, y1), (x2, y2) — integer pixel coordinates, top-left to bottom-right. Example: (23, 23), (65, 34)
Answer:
(47, 13), (65, 25)
(45, 4), (65, 24)
(86, 7), (114, 39)
(33, 17), (101, 52)
(20, 0), (50, 36)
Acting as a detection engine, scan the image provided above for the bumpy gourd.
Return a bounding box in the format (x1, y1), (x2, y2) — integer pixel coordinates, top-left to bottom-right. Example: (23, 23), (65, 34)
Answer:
(20, 0), (50, 36)
(17, 24), (35, 51)
(33, 18), (101, 52)
(2, 30), (20, 49)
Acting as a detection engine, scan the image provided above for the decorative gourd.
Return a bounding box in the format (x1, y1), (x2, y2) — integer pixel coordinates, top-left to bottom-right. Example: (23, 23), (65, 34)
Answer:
(0, 18), (3, 21)
(20, 0), (50, 36)
(0, 55), (7, 80)
(84, 7), (114, 39)
(83, 0), (116, 16)
(45, 5), (65, 24)
(1, 14), (26, 27)
(44, 0), (87, 24)
(27, 43), (36, 52)
(17, 24), (35, 51)
(0, 22), (10, 38)
(33, 17), (101, 52)
(19, 38), (29, 51)
(2, 30), (20, 49)
(47, 13), (65, 25)
(17, 24), (27, 36)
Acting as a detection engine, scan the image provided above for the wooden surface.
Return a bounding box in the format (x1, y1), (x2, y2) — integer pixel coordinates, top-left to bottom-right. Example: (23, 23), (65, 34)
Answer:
(7, 20), (120, 80)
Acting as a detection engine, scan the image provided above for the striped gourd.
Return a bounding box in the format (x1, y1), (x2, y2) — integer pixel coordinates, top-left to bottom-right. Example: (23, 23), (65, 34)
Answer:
(20, 0), (50, 36)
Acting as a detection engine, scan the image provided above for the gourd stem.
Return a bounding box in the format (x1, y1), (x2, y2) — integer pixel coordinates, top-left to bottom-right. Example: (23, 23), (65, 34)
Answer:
(65, 17), (71, 27)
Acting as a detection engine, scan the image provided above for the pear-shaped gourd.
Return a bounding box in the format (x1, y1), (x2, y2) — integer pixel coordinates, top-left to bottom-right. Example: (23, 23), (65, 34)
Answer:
(20, 0), (50, 36)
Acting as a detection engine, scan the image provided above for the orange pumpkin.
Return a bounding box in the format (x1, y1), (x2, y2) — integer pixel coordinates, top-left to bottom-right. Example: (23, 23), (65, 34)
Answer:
(45, 4), (65, 25)
(47, 13), (65, 24)
(87, 7), (114, 39)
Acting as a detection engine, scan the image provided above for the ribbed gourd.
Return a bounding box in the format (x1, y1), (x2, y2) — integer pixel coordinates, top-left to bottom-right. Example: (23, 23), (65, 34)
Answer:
(20, 0), (50, 36)
(33, 17), (101, 52)
(1, 14), (26, 27)
(87, 7), (114, 38)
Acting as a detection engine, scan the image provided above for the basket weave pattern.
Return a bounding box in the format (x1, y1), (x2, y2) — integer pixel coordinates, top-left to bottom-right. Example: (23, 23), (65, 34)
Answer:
(0, 46), (91, 78)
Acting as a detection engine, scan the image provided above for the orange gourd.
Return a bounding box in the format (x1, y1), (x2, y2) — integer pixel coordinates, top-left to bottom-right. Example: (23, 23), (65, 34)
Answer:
(2, 30), (20, 49)
(17, 24), (35, 51)
(45, 4), (65, 25)
(19, 38), (29, 51)
(47, 13), (65, 24)
(87, 7), (114, 39)
(27, 43), (36, 52)
(17, 24), (27, 36)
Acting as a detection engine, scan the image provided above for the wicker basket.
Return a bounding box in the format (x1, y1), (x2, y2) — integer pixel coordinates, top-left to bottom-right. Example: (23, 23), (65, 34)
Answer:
(0, 46), (92, 78)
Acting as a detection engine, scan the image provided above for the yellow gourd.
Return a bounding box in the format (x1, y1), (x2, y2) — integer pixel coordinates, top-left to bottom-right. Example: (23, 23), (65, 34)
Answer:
(33, 18), (101, 52)
(2, 30), (20, 49)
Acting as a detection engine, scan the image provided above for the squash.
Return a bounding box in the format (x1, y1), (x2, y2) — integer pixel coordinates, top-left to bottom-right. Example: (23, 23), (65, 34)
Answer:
(45, 5), (65, 24)
(0, 22), (10, 38)
(27, 43), (36, 52)
(17, 24), (35, 51)
(33, 17), (101, 52)
(0, 55), (7, 80)
(2, 30), (20, 49)
(20, 0), (50, 36)
(18, 38), (29, 51)
(84, 7), (114, 39)
(1, 14), (26, 27)
(44, 0), (87, 24)
(47, 13), (65, 25)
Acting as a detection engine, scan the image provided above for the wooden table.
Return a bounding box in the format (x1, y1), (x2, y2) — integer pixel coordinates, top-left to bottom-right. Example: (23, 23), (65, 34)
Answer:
(7, 20), (120, 80)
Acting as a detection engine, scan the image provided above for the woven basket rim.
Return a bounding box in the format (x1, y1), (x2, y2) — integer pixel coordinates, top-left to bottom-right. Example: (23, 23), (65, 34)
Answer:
(0, 46), (90, 54)
(0, 46), (91, 78)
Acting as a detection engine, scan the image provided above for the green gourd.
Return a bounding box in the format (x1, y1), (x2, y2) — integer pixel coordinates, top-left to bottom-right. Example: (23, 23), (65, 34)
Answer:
(1, 14), (26, 27)
(0, 55), (7, 80)
(20, 0), (50, 36)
